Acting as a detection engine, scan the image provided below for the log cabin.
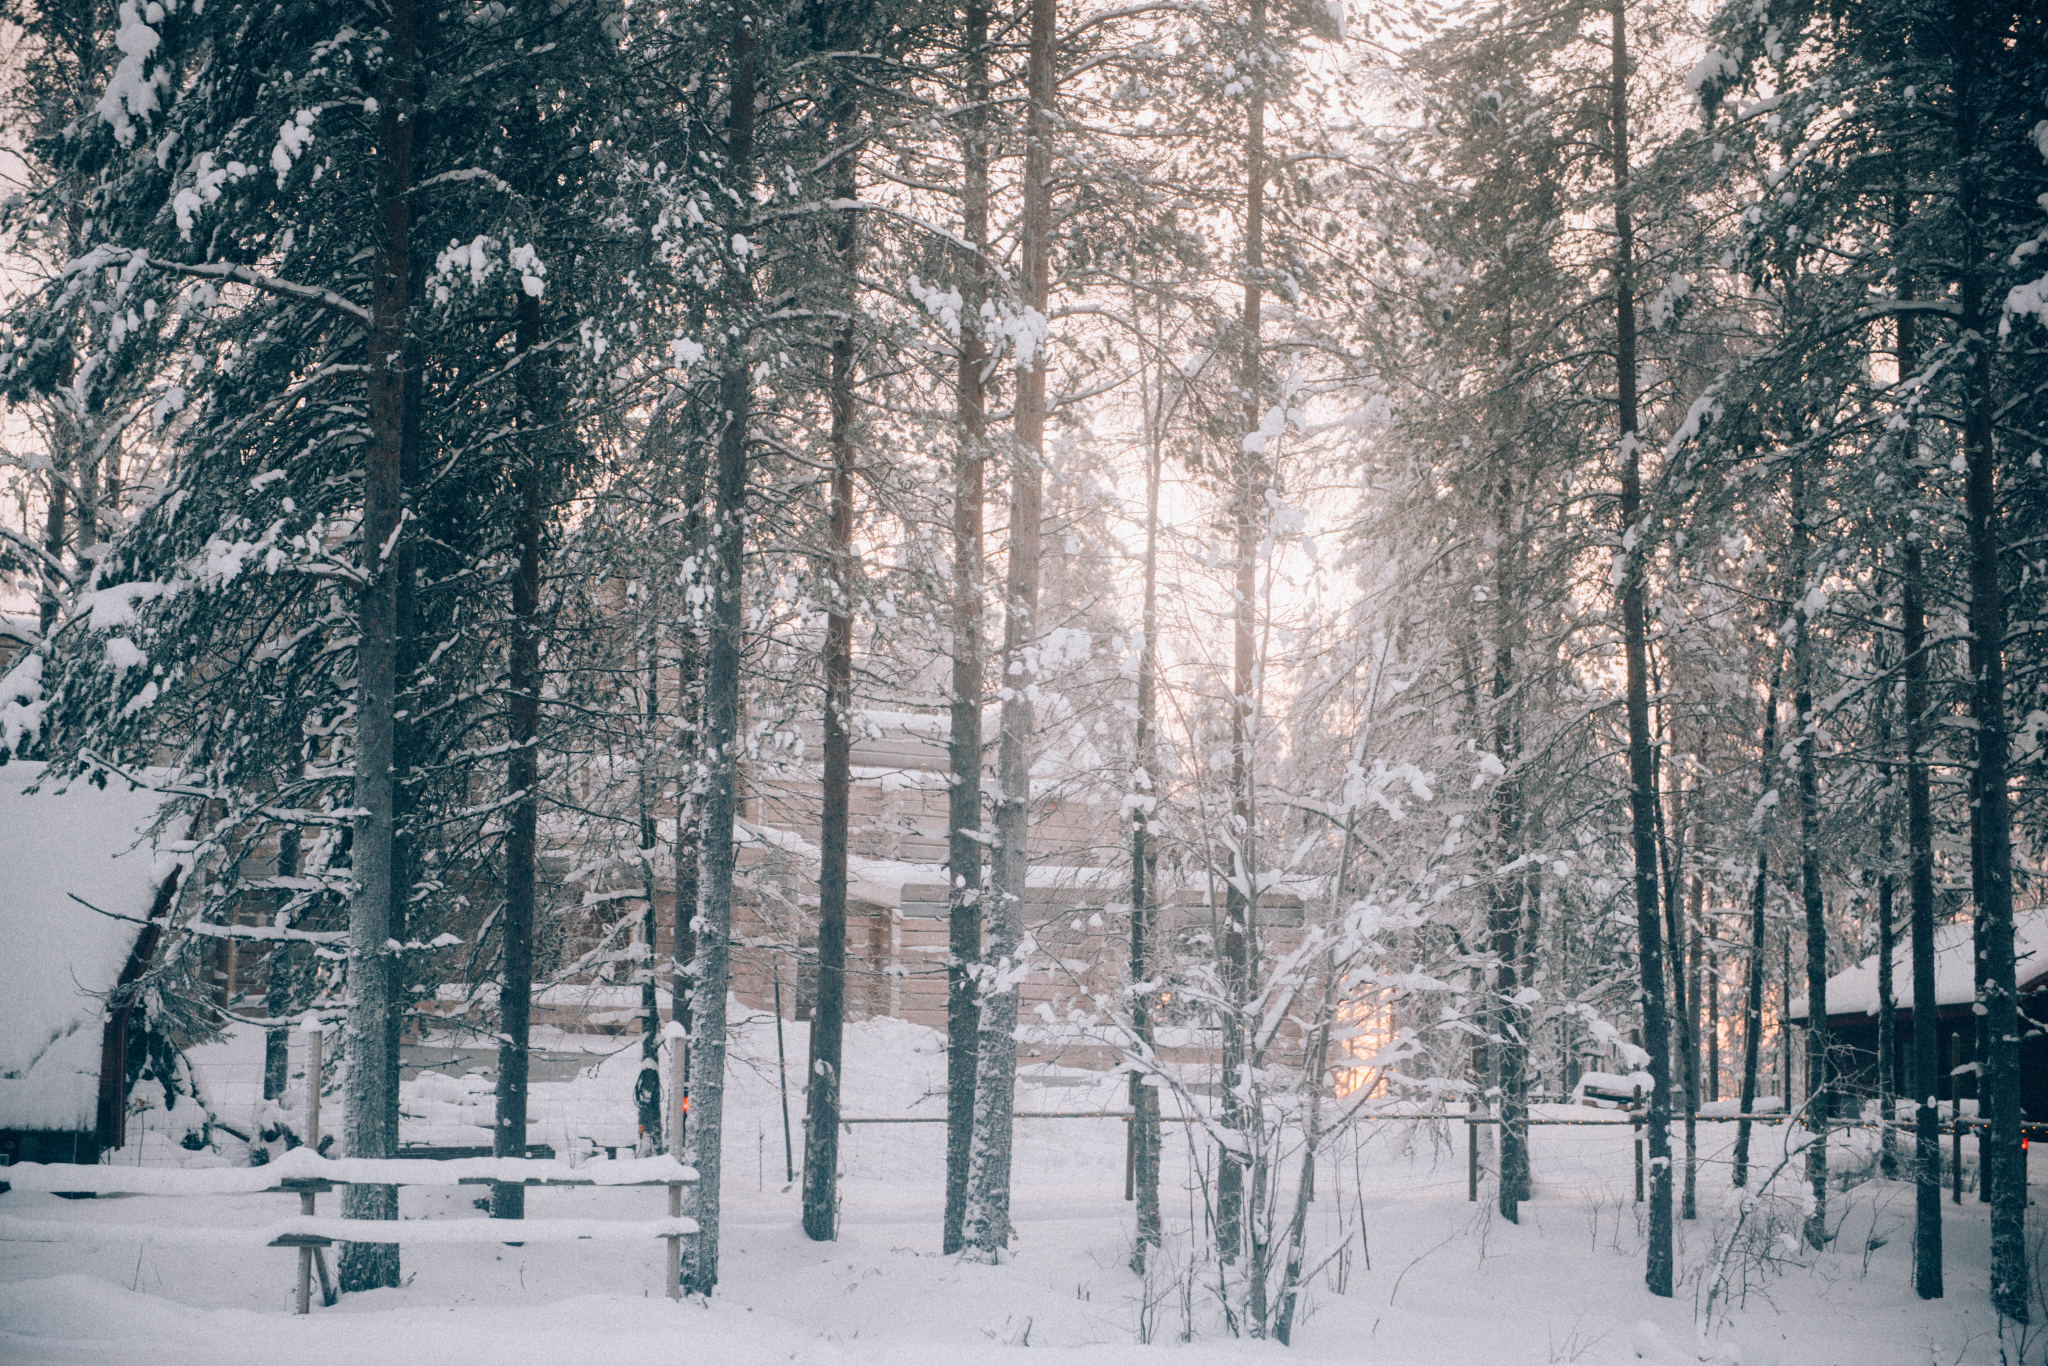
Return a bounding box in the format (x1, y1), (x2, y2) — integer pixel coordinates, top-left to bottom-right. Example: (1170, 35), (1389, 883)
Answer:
(1787, 909), (2048, 1121)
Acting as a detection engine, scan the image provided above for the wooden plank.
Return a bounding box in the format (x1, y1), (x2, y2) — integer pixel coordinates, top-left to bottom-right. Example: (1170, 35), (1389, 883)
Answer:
(395, 1144), (555, 1162)
(1, 1152), (695, 1196)
(0, 1214), (699, 1248)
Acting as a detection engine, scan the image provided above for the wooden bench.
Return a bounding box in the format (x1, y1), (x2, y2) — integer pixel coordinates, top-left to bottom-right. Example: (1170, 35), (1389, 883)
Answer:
(0, 1147), (698, 1310)
(0, 1029), (697, 1312)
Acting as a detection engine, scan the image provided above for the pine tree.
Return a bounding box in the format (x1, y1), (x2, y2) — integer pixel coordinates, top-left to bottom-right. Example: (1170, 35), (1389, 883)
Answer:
(942, 0), (992, 1257)
(962, 0), (1056, 1264)
(1606, 0), (1674, 1296)
(802, 100), (863, 1243)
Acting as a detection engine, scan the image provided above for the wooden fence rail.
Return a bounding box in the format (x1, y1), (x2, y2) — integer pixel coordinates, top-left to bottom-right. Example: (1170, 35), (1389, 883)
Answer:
(1459, 1109), (2045, 1204)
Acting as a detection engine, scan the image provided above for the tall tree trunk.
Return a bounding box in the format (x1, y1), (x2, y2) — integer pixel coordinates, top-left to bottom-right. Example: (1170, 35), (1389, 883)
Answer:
(1492, 466), (1527, 1223)
(1522, 869), (1543, 1098)
(803, 138), (860, 1243)
(636, 568), (665, 1150)
(672, 421), (708, 1156)
(1274, 884), (1347, 1347)
(1904, 556), (1940, 1257)
(385, 331), (426, 1187)
(1971, 769), (1989, 1208)
(961, 0), (1052, 1265)
(1218, 0), (1269, 1268)
(1608, 0), (1671, 1297)
(683, 6), (757, 1293)
(1658, 758), (1696, 1221)
(1703, 881), (1717, 1104)
(1876, 689), (1898, 1181)
(1781, 924), (1793, 1105)
(75, 448), (98, 590)
(35, 13), (98, 640)
(1898, 278), (1943, 1298)
(264, 822), (304, 1100)
(1789, 451), (1830, 1251)
(38, 471), (64, 637)
(339, 0), (414, 1289)
(1953, 2), (2023, 1313)
(1733, 665), (1779, 1187)
(1128, 412), (1164, 1268)
(492, 291), (544, 1221)
(943, 0), (990, 1254)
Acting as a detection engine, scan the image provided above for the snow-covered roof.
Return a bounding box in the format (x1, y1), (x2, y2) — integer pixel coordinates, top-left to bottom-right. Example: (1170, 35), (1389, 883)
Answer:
(738, 816), (1129, 911)
(1788, 909), (2048, 1023)
(781, 706), (1113, 786)
(0, 762), (171, 1131)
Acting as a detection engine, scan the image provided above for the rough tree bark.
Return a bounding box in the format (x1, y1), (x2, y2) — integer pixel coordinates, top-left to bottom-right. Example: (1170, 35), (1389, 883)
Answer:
(1491, 465), (1528, 1223)
(1876, 689), (1898, 1182)
(1790, 452), (1829, 1252)
(1904, 477), (1943, 1293)
(1128, 415), (1164, 1268)
(1608, 0), (1671, 1296)
(635, 567), (665, 1151)
(1898, 278), (1943, 1298)
(1781, 925), (1793, 1105)
(264, 822), (304, 1100)
(1689, 877), (1706, 1107)
(803, 134), (860, 1243)
(1658, 758), (1696, 1221)
(384, 331), (426, 1190)
(1733, 661), (1779, 1189)
(1703, 881), (1717, 1104)
(491, 290), (544, 1222)
(338, 0), (413, 1290)
(671, 397), (709, 1155)
(942, 0), (990, 1257)
(1953, 1), (2024, 1312)
(1218, 0), (1270, 1266)
(38, 469), (64, 636)
(961, 0), (1053, 1263)
(682, 4), (756, 1293)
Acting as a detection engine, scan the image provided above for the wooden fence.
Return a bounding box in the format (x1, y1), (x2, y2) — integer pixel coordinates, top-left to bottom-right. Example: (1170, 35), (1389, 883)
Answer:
(1460, 1107), (2048, 1204)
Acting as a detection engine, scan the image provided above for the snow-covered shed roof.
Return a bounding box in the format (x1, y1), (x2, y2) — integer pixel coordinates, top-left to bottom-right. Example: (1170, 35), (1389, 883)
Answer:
(0, 762), (171, 1131)
(1788, 910), (2048, 1024)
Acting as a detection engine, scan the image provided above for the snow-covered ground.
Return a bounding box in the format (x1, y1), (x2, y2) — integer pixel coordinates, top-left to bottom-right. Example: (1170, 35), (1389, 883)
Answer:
(0, 1014), (2028, 1364)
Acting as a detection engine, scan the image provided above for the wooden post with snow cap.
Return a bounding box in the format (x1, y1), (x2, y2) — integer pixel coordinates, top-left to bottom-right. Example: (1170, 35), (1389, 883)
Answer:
(665, 1019), (686, 1300)
(297, 1021), (323, 1314)
(306, 1027), (337, 1306)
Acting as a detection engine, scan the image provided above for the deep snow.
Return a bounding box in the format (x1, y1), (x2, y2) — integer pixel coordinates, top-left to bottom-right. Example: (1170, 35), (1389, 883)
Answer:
(0, 761), (170, 1133)
(0, 1011), (2030, 1364)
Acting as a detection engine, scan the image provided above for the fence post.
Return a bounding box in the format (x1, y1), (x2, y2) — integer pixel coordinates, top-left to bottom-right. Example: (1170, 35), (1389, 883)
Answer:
(1467, 1118), (1478, 1202)
(1953, 1117), (1964, 1205)
(296, 1025), (324, 1315)
(1124, 1115), (1135, 1202)
(1632, 1087), (1644, 1205)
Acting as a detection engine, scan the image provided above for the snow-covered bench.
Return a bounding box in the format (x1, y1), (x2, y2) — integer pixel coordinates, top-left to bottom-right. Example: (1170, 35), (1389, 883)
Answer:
(0, 1148), (698, 1308)
(0, 1023), (697, 1312)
